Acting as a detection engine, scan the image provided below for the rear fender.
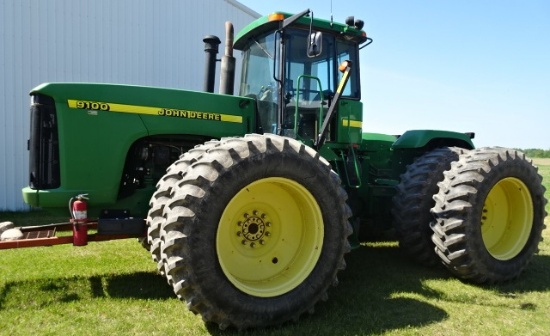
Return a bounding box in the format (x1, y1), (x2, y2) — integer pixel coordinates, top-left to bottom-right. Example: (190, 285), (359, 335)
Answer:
(392, 130), (475, 150)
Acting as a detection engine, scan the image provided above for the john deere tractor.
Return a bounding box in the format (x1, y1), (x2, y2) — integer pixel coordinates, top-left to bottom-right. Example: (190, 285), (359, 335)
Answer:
(19, 10), (546, 329)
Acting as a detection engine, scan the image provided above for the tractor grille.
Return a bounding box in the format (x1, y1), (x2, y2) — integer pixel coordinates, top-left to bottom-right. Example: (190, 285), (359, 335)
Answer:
(29, 94), (60, 189)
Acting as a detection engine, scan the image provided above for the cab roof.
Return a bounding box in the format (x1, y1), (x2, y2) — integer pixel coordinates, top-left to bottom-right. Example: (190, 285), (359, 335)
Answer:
(233, 11), (367, 50)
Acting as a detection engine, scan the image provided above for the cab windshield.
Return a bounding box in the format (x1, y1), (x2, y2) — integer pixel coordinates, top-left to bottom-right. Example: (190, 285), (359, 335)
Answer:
(240, 28), (359, 137)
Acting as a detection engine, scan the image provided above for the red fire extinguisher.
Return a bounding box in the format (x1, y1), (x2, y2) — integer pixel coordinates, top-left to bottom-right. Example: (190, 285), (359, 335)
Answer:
(70, 194), (89, 246)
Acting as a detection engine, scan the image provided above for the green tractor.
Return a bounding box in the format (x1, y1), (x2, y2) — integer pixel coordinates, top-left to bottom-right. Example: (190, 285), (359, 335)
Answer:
(20, 10), (546, 329)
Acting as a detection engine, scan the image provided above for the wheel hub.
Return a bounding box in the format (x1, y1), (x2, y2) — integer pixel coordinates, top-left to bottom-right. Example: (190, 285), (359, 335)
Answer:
(237, 210), (271, 248)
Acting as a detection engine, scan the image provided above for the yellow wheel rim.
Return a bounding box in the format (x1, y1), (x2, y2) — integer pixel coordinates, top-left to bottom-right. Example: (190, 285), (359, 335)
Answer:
(216, 177), (324, 297)
(481, 177), (533, 260)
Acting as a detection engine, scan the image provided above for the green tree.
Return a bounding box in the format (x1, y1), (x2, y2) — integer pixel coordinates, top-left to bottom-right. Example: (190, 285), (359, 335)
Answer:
(520, 148), (550, 158)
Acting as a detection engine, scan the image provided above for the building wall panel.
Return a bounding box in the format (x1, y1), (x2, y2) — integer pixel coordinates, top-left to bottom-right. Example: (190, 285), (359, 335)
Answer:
(0, 0), (259, 211)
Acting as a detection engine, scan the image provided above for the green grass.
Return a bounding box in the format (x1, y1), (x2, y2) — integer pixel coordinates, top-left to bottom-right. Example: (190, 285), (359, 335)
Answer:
(1, 163), (550, 335)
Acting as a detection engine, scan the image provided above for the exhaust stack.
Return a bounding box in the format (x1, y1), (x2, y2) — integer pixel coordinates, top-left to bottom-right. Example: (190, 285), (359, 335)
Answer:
(203, 35), (221, 93)
(219, 22), (236, 95)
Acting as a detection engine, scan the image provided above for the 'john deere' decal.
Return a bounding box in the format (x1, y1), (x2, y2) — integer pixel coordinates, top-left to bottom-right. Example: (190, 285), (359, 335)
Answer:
(67, 99), (242, 123)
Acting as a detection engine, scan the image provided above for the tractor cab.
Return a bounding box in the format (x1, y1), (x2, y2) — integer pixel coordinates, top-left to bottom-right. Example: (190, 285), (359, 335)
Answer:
(234, 10), (369, 145)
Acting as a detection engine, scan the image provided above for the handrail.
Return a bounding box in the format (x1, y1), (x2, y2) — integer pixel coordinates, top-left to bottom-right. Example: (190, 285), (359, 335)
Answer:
(295, 74), (324, 139)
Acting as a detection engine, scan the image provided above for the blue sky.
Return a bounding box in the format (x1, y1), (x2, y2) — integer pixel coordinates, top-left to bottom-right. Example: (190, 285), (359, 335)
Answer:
(237, 0), (550, 149)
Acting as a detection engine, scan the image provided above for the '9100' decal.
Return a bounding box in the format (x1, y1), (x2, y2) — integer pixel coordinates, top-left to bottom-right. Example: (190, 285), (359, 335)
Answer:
(73, 100), (110, 111)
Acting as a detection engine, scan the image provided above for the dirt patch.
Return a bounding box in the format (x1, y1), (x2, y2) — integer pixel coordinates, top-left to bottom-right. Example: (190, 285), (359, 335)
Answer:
(532, 158), (550, 166)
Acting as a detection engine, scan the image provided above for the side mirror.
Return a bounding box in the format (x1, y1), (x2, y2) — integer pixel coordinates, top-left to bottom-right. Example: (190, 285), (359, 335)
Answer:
(307, 31), (323, 57)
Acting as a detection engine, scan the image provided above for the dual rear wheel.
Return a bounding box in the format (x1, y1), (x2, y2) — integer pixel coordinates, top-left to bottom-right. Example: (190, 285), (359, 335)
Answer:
(394, 147), (546, 283)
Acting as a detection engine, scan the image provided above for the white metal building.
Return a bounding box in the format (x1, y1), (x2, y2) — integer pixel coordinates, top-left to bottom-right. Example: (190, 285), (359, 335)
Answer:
(0, 0), (260, 211)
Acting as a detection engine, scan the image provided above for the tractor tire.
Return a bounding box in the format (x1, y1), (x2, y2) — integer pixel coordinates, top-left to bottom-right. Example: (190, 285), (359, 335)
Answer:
(160, 133), (352, 330)
(392, 147), (467, 265)
(431, 147), (547, 284)
(146, 140), (220, 278)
